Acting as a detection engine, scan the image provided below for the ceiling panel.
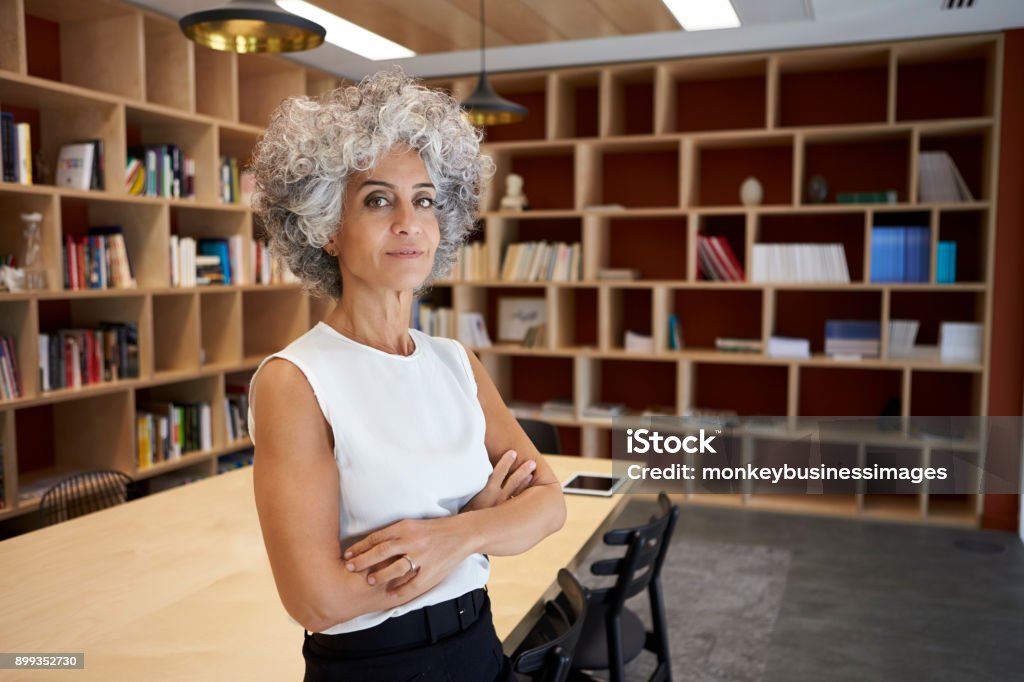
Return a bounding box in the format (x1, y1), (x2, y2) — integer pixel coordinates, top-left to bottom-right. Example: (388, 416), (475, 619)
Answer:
(313, 0), (681, 55)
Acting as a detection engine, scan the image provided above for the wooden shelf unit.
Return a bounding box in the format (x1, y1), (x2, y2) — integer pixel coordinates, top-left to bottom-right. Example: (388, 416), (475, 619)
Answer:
(0, 0), (343, 526)
(426, 33), (1006, 528)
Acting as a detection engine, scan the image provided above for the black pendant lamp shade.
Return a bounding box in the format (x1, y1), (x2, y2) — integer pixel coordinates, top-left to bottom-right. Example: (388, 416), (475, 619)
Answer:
(460, 0), (528, 126)
(179, 0), (326, 54)
(462, 72), (528, 126)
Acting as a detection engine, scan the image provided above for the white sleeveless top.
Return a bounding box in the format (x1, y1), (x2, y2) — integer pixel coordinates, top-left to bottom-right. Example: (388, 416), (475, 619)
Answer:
(248, 322), (492, 634)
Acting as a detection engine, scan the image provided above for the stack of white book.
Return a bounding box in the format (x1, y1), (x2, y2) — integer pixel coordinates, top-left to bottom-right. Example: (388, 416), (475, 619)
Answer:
(918, 151), (974, 203)
(939, 322), (982, 363)
(751, 244), (850, 283)
(542, 399), (575, 418)
(888, 320), (920, 358)
(582, 402), (627, 419)
(767, 336), (811, 358)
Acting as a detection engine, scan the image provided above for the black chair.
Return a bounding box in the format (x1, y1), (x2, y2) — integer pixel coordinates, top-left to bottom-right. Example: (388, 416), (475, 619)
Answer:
(571, 493), (680, 682)
(518, 417), (561, 455)
(512, 568), (590, 682)
(39, 469), (136, 526)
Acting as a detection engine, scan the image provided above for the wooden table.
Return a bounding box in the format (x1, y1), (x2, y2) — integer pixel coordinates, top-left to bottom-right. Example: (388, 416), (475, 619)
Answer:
(0, 455), (632, 680)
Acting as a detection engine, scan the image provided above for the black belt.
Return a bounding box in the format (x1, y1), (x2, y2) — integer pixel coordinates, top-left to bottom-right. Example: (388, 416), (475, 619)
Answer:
(310, 588), (488, 655)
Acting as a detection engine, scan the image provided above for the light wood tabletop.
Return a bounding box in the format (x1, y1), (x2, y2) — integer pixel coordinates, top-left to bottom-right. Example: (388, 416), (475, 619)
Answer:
(0, 455), (633, 681)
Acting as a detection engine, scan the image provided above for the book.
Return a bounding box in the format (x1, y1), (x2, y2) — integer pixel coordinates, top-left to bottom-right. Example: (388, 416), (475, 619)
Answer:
(0, 112), (15, 182)
(835, 190), (898, 204)
(918, 150), (974, 203)
(457, 312), (491, 347)
(715, 337), (762, 353)
(57, 142), (94, 190)
(939, 322), (982, 364)
(767, 336), (810, 359)
(582, 402), (626, 419)
(668, 313), (683, 350)
(936, 241), (957, 284)
(597, 267), (639, 281)
(198, 239), (232, 285)
(825, 320), (881, 359)
(750, 244), (850, 283)
(541, 399), (575, 418)
(888, 320), (920, 359)
(16, 123), (31, 184)
(869, 226), (929, 283)
(624, 330), (653, 353)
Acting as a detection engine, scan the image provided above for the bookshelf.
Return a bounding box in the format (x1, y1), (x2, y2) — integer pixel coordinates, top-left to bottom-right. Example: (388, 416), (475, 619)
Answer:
(0, 1), (1013, 530)
(0, 0), (347, 529)
(423, 34), (1009, 528)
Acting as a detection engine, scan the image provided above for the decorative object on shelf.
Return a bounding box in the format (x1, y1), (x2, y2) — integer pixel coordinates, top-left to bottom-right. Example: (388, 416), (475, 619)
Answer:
(499, 173), (528, 211)
(497, 297), (547, 342)
(805, 174), (829, 203)
(55, 143), (95, 190)
(179, 0), (325, 54)
(20, 211), (47, 291)
(32, 148), (50, 186)
(739, 176), (763, 206)
(460, 0), (528, 126)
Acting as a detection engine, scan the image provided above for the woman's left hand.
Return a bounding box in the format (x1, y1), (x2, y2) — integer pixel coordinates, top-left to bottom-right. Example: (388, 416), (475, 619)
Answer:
(342, 516), (471, 600)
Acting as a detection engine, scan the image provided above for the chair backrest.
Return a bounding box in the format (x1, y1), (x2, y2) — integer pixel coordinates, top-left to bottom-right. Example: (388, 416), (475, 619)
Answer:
(518, 417), (561, 455)
(588, 492), (680, 613)
(39, 470), (135, 526)
(513, 568), (589, 682)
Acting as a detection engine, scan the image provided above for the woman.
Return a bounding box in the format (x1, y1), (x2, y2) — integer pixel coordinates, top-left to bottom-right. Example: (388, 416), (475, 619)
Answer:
(247, 69), (567, 681)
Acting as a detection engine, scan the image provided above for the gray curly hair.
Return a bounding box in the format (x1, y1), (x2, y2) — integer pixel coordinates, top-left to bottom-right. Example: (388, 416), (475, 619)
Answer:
(251, 69), (493, 299)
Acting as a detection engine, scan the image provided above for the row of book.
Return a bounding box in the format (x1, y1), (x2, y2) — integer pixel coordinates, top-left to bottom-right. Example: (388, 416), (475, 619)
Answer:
(221, 159), (255, 205)
(765, 319), (982, 363)
(252, 239), (298, 285)
(869, 226), (930, 283)
(500, 241), (581, 282)
(225, 386), (250, 442)
(136, 400), (212, 469)
(39, 324), (140, 391)
(172, 236), (242, 287)
(750, 244), (851, 283)
(413, 302), (453, 337)
(126, 145), (196, 199)
(0, 336), (21, 400)
(697, 235), (745, 281)
(62, 227), (137, 290)
(0, 113), (31, 184)
(451, 241), (487, 281)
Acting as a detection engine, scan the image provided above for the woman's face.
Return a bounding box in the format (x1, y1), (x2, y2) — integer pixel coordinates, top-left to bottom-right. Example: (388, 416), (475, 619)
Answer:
(331, 147), (440, 293)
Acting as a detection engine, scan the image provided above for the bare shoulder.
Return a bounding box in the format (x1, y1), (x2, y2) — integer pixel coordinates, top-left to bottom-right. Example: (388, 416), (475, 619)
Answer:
(252, 356), (333, 459)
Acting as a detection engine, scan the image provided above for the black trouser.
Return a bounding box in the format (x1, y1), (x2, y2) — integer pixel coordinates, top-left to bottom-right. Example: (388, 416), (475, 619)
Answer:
(302, 590), (516, 681)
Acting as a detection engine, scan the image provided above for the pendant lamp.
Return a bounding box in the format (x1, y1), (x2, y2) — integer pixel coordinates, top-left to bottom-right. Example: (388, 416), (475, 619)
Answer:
(461, 0), (527, 126)
(179, 0), (325, 54)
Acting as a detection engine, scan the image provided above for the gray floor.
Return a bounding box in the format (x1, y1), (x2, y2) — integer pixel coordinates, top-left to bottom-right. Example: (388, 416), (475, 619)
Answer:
(585, 498), (1024, 682)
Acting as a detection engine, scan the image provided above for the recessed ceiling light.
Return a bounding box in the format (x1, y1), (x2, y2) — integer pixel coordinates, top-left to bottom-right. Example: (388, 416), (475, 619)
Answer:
(662, 0), (742, 31)
(275, 0), (416, 60)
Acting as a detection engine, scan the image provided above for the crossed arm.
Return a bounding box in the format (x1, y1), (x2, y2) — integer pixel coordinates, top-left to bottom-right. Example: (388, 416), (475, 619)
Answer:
(252, 350), (566, 633)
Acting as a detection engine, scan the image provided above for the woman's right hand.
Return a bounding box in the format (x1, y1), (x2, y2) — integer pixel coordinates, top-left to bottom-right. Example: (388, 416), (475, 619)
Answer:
(459, 449), (536, 512)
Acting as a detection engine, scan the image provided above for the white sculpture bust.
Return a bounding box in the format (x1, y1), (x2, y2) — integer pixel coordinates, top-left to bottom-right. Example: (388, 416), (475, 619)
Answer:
(500, 173), (528, 211)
